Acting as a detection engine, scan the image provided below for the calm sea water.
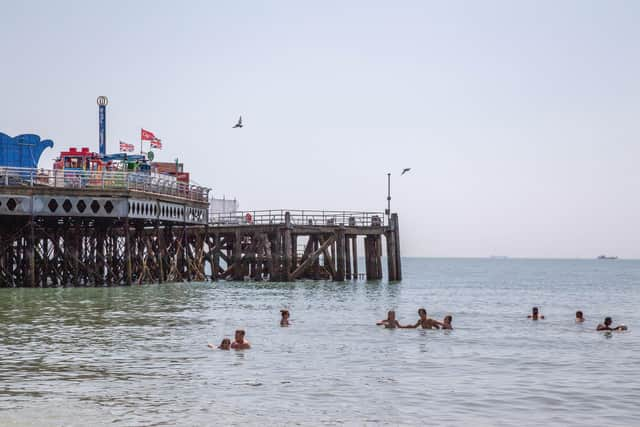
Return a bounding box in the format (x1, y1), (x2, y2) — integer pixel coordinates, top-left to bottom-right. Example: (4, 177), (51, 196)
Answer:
(1, 258), (639, 426)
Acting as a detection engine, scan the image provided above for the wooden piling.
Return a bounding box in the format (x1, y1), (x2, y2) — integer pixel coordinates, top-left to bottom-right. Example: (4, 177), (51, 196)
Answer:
(312, 236), (320, 280)
(233, 231), (243, 280)
(344, 234), (352, 280)
(25, 217), (35, 287)
(375, 235), (383, 280)
(351, 236), (358, 279)
(391, 213), (402, 281)
(335, 227), (346, 281)
(283, 213), (292, 281)
(364, 236), (373, 280)
(124, 219), (132, 286)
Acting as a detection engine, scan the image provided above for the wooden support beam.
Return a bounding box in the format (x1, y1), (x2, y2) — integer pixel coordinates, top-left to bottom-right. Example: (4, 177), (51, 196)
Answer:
(312, 236), (320, 280)
(124, 219), (132, 286)
(156, 222), (165, 283)
(291, 235), (336, 280)
(73, 222), (81, 286)
(212, 232), (220, 280)
(391, 213), (402, 281)
(351, 236), (358, 279)
(345, 234), (352, 280)
(320, 238), (336, 280)
(385, 229), (398, 281)
(25, 217), (36, 287)
(96, 224), (105, 286)
(375, 235), (383, 280)
(283, 212), (292, 281)
(232, 231), (243, 280)
(271, 230), (283, 282)
(335, 227), (346, 282)
(291, 234), (298, 272)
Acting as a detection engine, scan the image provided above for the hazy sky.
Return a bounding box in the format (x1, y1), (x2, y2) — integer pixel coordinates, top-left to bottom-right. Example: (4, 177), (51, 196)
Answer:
(1, 1), (639, 258)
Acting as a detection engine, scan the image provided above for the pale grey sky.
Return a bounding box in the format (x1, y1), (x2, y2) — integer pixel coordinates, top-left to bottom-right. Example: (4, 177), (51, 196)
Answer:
(1, 1), (639, 258)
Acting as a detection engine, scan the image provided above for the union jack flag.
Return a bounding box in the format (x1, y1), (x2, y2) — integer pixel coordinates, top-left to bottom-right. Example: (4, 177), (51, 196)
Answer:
(119, 141), (135, 152)
(150, 138), (162, 149)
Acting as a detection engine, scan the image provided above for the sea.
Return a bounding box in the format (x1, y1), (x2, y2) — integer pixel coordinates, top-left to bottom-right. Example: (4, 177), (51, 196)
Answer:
(1, 258), (639, 426)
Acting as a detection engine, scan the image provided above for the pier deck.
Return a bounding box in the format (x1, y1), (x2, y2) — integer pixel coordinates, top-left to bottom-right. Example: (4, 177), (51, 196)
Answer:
(0, 169), (401, 287)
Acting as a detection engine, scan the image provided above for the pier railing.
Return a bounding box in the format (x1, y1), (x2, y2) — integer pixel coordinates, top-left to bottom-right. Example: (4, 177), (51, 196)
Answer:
(209, 209), (386, 227)
(0, 167), (210, 202)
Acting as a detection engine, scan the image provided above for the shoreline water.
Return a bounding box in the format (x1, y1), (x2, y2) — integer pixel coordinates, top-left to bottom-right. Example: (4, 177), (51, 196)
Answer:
(1, 258), (638, 426)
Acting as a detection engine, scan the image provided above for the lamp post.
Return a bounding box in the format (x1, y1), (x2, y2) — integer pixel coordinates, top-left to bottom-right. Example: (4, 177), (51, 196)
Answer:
(387, 168), (410, 217)
(386, 172), (391, 217)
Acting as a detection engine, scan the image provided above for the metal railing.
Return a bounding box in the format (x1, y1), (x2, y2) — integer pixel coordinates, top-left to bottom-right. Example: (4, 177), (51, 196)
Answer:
(0, 167), (210, 202)
(209, 209), (385, 227)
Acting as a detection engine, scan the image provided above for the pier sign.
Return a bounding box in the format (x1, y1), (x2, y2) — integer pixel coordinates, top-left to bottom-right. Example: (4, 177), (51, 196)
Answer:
(97, 96), (108, 156)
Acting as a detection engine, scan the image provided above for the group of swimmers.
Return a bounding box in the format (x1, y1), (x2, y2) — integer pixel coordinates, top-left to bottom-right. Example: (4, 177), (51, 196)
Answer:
(208, 310), (290, 351)
(208, 306), (627, 350)
(377, 308), (453, 330)
(208, 329), (251, 350)
(528, 307), (628, 331)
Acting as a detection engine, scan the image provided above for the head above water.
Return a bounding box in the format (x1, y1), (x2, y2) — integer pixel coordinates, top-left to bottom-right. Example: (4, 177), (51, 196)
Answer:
(387, 310), (396, 321)
(235, 329), (245, 341)
(418, 308), (427, 317)
(604, 317), (612, 326)
(280, 309), (289, 318)
(444, 315), (452, 323)
(532, 307), (539, 314)
(576, 311), (583, 319)
(219, 338), (231, 349)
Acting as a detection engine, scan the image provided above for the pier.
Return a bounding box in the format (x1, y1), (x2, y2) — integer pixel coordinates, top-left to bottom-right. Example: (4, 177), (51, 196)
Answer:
(0, 168), (402, 287)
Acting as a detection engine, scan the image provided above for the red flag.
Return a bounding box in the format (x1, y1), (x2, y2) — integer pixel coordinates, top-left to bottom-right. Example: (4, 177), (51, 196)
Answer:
(141, 128), (156, 141)
(150, 138), (162, 149)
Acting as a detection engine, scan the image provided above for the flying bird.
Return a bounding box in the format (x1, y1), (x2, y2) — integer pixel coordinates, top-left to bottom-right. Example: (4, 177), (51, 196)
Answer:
(233, 116), (243, 128)
(401, 168), (411, 175)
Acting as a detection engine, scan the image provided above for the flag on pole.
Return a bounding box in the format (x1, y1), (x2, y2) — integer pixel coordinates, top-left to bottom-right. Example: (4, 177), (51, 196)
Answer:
(141, 128), (156, 141)
(150, 138), (162, 149)
(119, 141), (135, 152)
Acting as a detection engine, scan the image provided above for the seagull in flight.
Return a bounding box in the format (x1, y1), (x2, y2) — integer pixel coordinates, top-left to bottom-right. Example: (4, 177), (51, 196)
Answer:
(233, 116), (243, 128)
(401, 167), (411, 175)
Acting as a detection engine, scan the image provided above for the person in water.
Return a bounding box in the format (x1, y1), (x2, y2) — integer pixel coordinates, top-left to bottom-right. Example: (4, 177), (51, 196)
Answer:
(231, 329), (251, 349)
(280, 309), (290, 326)
(528, 307), (545, 320)
(597, 317), (627, 331)
(406, 308), (441, 329)
(441, 315), (453, 330)
(575, 311), (585, 323)
(208, 338), (231, 350)
(376, 310), (404, 329)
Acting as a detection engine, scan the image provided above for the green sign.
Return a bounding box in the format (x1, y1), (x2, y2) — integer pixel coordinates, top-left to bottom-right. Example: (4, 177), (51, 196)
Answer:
(147, 151), (155, 161)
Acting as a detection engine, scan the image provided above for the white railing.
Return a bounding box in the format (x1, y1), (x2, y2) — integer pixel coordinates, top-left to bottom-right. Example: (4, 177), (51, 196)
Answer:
(0, 167), (210, 202)
(209, 209), (385, 227)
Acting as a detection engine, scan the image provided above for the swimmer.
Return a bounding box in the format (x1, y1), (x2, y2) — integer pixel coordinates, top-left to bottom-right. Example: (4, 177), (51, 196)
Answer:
(406, 308), (441, 329)
(575, 311), (585, 323)
(527, 307), (545, 320)
(231, 329), (251, 349)
(207, 338), (231, 350)
(280, 309), (290, 326)
(597, 317), (628, 331)
(442, 315), (453, 330)
(376, 310), (404, 329)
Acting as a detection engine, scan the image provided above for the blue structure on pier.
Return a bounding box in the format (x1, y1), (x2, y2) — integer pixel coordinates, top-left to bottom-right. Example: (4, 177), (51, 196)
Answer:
(0, 132), (54, 168)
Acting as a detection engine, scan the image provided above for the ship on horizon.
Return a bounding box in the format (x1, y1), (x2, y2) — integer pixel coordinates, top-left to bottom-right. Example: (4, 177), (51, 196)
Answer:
(597, 255), (618, 260)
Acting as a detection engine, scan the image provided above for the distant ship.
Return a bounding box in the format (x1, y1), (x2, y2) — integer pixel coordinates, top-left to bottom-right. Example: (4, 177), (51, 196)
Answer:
(490, 255), (509, 259)
(597, 255), (618, 260)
